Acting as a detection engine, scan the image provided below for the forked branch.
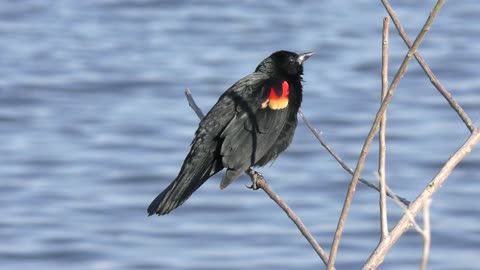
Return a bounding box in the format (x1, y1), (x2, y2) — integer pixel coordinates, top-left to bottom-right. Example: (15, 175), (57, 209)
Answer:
(328, 1), (446, 268)
(363, 128), (480, 269)
(381, 0), (476, 133)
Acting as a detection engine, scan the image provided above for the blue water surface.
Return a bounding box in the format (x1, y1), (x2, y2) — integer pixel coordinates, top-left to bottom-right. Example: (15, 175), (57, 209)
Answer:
(0, 1), (479, 269)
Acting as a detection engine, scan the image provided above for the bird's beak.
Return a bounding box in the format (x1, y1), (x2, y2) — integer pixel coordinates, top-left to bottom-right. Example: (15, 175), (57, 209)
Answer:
(297, 52), (315, 65)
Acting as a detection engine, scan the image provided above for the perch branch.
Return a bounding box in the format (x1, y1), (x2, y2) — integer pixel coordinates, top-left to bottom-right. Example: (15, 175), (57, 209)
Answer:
(184, 89), (331, 267)
(327, 1), (445, 268)
(246, 169), (331, 266)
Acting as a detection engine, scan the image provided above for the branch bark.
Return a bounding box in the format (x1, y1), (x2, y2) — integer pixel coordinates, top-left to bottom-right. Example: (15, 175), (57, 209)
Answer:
(420, 199), (432, 270)
(379, 16), (390, 241)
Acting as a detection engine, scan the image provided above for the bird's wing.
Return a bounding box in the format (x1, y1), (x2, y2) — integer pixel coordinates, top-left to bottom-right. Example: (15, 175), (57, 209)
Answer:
(147, 73), (270, 215)
(219, 77), (290, 188)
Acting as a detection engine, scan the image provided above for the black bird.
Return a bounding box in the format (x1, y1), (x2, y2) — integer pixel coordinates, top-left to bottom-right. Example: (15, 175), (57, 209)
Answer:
(148, 50), (314, 215)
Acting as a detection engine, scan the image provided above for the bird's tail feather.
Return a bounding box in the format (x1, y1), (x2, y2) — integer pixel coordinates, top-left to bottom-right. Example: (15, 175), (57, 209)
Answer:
(147, 158), (221, 215)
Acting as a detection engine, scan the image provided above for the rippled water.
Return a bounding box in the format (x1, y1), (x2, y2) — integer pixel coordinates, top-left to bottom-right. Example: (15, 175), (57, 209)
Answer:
(1, 1), (479, 269)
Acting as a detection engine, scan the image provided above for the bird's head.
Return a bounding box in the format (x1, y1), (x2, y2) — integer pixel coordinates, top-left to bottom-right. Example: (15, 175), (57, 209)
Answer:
(256, 50), (315, 78)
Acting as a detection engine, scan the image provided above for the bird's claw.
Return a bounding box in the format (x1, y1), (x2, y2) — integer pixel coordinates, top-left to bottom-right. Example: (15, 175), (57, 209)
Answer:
(245, 182), (259, 190)
(246, 169), (264, 190)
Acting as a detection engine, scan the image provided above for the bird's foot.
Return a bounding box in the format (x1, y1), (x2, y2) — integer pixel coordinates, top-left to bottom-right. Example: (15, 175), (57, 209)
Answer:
(246, 169), (266, 190)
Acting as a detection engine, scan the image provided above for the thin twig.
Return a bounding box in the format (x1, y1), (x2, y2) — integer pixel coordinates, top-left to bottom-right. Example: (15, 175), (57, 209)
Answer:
(298, 111), (410, 206)
(363, 128), (480, 269)
(420, 199), (432, 270)
(383, 183), (423, 233)
(381, 0), (476, 133)
(383, 182), (431, 269)
(327, 1), (445, 268)
(379, 16), (390, 240)
(185, 88), (205, 119)
(184, 89), (331, 267)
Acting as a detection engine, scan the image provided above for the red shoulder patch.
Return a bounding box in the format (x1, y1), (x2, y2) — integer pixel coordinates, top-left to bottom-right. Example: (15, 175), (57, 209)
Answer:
(262, 80), (289, 110)
(282, 80), (289, 97)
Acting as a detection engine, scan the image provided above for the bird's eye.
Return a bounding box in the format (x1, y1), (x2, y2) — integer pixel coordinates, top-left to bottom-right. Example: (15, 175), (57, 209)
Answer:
(289, 56), (295, 62)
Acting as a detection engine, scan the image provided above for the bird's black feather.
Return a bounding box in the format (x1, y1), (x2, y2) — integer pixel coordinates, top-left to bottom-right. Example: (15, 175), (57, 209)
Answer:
(148, 50), (313, 215)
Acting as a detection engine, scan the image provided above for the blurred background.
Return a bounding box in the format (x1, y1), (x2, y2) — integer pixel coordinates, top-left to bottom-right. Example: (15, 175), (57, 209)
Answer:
(0, 0), (479, 269)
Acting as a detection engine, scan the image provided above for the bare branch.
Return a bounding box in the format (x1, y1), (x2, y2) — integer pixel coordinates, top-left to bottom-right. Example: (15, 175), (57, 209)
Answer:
(363, 128), (480, 269)
(185, 88), (205, 119)
(382, 181), (432, 269)
(379, 16), (390, 241)
(420, 199), (432, 270)
(298, 111), (410, 206)
(327, 1), (445, 268)
(381, 0), (476, 133)
(383, 183), (423, 233)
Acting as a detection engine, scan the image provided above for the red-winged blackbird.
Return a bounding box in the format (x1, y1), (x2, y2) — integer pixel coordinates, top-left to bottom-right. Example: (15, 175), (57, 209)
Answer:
(148, 50), (314, 215)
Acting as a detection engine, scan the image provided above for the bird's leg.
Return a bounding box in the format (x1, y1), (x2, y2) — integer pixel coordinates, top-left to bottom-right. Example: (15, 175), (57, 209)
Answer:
(246, 168), (266, 190)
